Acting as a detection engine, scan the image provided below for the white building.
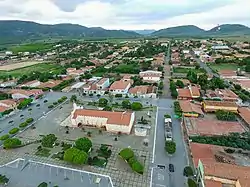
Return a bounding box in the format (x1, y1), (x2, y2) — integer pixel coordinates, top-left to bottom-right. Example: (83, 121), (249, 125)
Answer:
(109, 80), (131, 94)
(20, 80), (41, 88)
(70, 104), (135, 134)
(0, 79), (17, 88)
(5, 51), (13, 55)
(10, 89), (43, 99)
(139, 70), (162, 83)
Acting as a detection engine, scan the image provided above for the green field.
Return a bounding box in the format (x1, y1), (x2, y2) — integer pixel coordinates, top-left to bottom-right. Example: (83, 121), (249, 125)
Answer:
(173, 67), (205, 73)
(0, 63), (63, 78)
(209, 63), (239, 71)
(9, 43), (54, 53)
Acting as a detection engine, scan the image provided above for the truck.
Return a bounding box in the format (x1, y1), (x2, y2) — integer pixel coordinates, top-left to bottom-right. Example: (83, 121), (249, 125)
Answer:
(164, 117), (172, 141)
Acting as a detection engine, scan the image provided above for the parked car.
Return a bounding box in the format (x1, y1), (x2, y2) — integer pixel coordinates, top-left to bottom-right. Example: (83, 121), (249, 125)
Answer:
(169, 164), (174, 172)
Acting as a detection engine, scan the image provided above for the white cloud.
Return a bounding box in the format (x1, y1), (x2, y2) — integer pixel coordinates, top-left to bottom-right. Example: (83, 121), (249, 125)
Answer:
(0, 0), (249, 30)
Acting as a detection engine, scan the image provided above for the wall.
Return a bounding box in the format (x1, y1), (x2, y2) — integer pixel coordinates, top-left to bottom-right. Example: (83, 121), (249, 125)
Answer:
(71, 115), (108, 128)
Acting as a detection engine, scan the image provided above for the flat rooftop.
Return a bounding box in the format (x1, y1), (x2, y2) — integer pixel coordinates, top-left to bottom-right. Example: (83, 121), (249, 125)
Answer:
(0, 158), (113, 187)
(184, 118), (245, 136)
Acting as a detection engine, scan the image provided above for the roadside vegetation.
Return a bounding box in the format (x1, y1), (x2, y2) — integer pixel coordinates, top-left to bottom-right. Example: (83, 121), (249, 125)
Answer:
(165, 141), (176, 154)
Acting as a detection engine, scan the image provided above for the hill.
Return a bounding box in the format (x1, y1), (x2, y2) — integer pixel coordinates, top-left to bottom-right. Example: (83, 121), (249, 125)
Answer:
(133, 30), (156, 35)
(0, 20), (140, 44)
(151, 25), (205, 37)
(206, 24), (250, 36)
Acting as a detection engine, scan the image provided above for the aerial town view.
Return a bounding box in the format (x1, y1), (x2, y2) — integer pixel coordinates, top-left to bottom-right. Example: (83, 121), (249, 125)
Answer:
(0, 0), (250, 187)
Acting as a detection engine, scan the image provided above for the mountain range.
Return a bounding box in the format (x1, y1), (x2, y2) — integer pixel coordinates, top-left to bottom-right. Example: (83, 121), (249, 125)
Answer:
(0, 20), (250, 44)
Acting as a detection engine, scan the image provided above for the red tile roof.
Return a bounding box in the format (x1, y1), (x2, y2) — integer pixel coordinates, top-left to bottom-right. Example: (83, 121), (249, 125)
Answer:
(205, 179), (222, 187)
(129, 86), (148, 94)
(109, 80), (130, 90)
(0, 106), (8, 113)
(72, 109), (133, 126)
(203, 100), (238, 108)
(177, 88), (192, 98)
(238, 107), (250, 127)
(186, 118), (245, 136)
(179, 101), (203, 115)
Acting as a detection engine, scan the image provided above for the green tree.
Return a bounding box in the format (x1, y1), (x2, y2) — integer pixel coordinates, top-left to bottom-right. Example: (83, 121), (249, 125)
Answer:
(98, 98), (108, 107)
(165, 141), (176, 154)
(198, 73), (208, 90)
(188, 178), (197, 187)
(17, 98), (33, 109)
(0, 134), (9, 141)
(70, 95), (77, 102)
(183, 166), (194, 177)
(64, 147), (88, 164)
(38, 182), (48, 187)
(103, 106), (112, 111)
(176, 80), (184, 88)
(41, 134), (57, 148)
(4, 138), (22, 149)
(122, 100), (131, 109)
(187, 70), (197, 83)
(75, 137), (92, 153)
(234, 84), (242, 90)
(0, 174), (9, 184)
(131, 161), (144, 174)
(131, 102), (143, 111)
(9, 128), (19, 134)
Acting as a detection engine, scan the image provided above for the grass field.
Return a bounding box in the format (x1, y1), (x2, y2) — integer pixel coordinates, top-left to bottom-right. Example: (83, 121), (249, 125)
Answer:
(0, 61), (46, 71)
(173, 67), (204, 73)
(9, 43), (54, 53)
(0, 63), (63, 77)
(209, 63), (239, 71)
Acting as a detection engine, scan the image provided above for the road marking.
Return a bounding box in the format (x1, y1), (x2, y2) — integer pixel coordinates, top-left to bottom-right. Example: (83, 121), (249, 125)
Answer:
(152, 107), (158, 163)
(157, 173), (164, 181)
(155, 184), (166, 187)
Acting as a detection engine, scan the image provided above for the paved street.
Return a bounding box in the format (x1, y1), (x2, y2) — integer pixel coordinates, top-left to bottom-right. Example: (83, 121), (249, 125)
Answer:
(151, 43), (188, 187)
(0, 92), (71, 139)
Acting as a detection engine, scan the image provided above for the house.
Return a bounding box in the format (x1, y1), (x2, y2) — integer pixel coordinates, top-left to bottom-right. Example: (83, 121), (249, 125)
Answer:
(109, 80), (131, 94)
(238, 107), (250, 128)
(183, 117), (245, 136)
(39, 80), (63, 89)
(211, 45), (230, 50)
(0, 79), (17, 88)
(9, 89), (43, 99)
(139, 70), (162, 83)
(219, 70), (237, 79)
(0, 99), (17, 109)
(190, 143), (250, 187)
(129, 85), (157, 98)
(236, 79), (250, 91)
(70, 104), (135, 134)
(179, 100), (203, 117)
(20, 80), (41, 88)
(204, 89), (240, 103)
(177, 85), (200, 100)
(202, 100), (238, 113)
(82, 78), (110, 95)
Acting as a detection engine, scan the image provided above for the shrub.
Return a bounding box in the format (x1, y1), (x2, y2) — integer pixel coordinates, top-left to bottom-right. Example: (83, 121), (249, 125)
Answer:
(19, 122), (28, 128)
(131, 161), (144, 174)
(115, 94), (123, 98)
(119, 148), (134, 160)
(41, 134), (57, 148)
(53, 101), (58, 105)
(64, 147), (88, 164)
(164, 114), (171, 118)
(131, 102), (143, 111)
(38, 182), (48, 187)
(183, 166), (194, 177)
(26, 118), (34, 123)
(224, 148), (235, 154)
(0, 134), (9, 141)
(165, 141), (176, 154)
(48, 105), (54, 109)
(4, 138), (22, 149)
(188, 178), (197, 187)
(216, 110), (236, 121)
(9, 128), (19, 135)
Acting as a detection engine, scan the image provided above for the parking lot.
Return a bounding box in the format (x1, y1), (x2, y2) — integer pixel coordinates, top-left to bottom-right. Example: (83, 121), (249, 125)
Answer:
(0, 158), (113, 187)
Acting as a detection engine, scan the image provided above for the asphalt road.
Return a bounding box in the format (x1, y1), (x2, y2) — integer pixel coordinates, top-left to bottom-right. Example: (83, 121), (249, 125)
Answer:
(0, 92), (70, 138)
(151, 99), (188, 187)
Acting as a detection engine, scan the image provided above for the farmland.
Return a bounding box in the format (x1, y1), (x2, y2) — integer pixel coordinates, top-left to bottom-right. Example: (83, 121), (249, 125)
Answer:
(0, 61), (45, 71)
(9, 43), (54, 53)
(209, 63), (239, 71)
(0, 63), (63, 78)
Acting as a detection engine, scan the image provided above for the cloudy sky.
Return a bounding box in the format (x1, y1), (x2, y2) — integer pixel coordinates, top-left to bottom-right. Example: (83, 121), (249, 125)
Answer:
(0, 0), (249, 30)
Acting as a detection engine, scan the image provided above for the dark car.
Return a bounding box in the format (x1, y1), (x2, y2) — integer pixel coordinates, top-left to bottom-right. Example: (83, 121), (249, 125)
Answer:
(8, 120), (14, 124)
(20, 114), (24, 117)
(169, 164), (174, 172)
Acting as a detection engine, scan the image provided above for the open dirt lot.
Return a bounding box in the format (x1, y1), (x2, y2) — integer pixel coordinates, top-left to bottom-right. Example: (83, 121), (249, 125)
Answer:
(0, 61), (45, 71)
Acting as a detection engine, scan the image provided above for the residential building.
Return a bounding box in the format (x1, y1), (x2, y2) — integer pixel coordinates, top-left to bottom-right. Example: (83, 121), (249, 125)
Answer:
(190, 143), (250, 187)
(39, 80), (62, 89)
(177, 85), (200, 100)
(20, 80), (41, 88)
(129, 85), (157, 98)
(70, 104), (135, 134)
(179, 100), (203, 117)
(219, 70), (237, 79)
(202, 100), (238, 113)
(9, 89), (43, 99)
(82, 78), (110, 95)
(139, 70), (162, 83)
(0, 99), (17, 109)
(236, 79), (250, 91)
(211, 45), (229, 50)
(238, 107), (250, 128)
(0, 79), (17, 88)
(183, 117), (245, 136)
(109, 80), (131, 94)
(204, 89), (240, 103)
